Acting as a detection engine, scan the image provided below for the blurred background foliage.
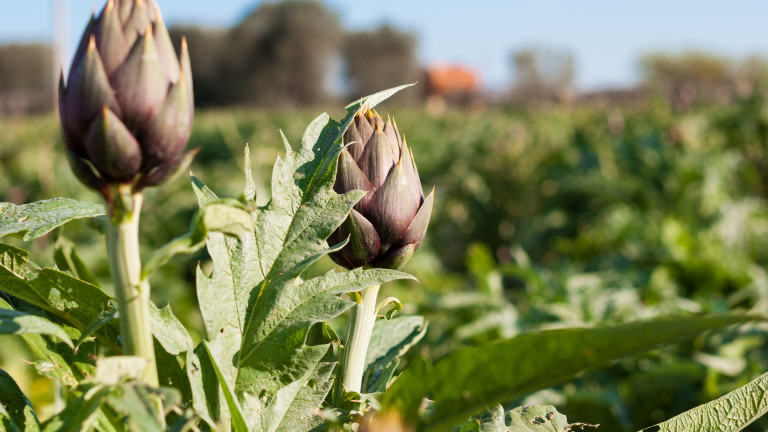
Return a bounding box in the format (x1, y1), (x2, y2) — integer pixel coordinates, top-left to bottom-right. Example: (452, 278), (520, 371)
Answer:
(3, 88), (768, 429)
(3, 0), (768, 429)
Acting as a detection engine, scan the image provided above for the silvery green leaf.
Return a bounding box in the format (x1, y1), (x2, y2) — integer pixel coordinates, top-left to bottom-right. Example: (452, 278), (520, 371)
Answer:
(639, 369), (768, 432)
(364, 315), (426, 393)
(149, 303), (192, 356)
(0, 199), (105, 241)
(188, 86), (415, 430)
(0, 244), (120, 352)
(383, 314), (766, 432)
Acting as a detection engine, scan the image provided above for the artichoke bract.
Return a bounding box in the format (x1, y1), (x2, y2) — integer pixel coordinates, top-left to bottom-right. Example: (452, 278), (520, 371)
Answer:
(58, 0), (195, 197)
(329, 108), (434, 270)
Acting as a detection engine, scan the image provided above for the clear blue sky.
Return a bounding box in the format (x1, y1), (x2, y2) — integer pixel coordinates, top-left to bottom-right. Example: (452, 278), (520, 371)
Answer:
(2, 0), (767, 90)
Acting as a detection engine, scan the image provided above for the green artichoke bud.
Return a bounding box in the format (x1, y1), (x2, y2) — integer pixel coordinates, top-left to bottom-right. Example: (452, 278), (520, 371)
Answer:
(58, 0), (196, 195)
(329, 108), (434, 270)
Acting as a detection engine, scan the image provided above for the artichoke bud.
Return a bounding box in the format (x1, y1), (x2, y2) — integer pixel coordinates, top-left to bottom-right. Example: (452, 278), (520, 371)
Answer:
(330, 108), (434, 270)
(58, 0), (195, 197)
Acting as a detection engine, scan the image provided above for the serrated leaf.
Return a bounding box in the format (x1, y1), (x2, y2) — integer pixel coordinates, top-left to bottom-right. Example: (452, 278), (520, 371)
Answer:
(141, 200), (254, 279)
(0, 308), (73, 348)
(149, 303), (192, 356)
(364, 315), (427, 393)
(639, 369), (768, 432)
(0, 199), (105, 241)
(0, 244), (120, 352)
(382, 314), (765, 432)
(0, 369), (38, 432)
(189, 177), (259, 426)
(188, 86), (414, 429)
(202, 339), (249, 432)
(236, 261), (414, 397)
(251, 361), (335, 432)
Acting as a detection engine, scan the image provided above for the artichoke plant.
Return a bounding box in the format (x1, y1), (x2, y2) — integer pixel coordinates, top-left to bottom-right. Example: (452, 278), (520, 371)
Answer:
(329, 108), (434, 270)
(58, 0), (195, 199)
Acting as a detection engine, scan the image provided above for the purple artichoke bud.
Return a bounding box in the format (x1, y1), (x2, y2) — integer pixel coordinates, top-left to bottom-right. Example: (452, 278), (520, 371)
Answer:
(58, 0), (195, 195)
(329, 108), (434, 270)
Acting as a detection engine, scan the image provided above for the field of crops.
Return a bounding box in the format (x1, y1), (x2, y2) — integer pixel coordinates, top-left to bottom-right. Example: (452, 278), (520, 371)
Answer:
(3, 92), (768, 430)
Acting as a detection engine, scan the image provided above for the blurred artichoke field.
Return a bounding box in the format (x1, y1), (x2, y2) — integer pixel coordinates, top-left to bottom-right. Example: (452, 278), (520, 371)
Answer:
(3, 91), (768, 430)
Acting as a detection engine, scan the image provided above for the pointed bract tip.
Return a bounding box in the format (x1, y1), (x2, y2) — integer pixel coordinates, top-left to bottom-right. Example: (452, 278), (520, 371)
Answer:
(87, 34), (97, 51)
(181, 35), (188, 52)
(144, 22), (154, 39)
(363, 105), (375, 120)
(178, 62), (186, 83)
(152, 1), (164, 22)
(105, 0), (114, 11)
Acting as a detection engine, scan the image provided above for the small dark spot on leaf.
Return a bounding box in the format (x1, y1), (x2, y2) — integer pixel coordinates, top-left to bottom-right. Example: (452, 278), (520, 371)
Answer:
(531, 416), (545, 425)
(219, 327), (226, 335)
(308, 379), (317, 388)
(547, 411), (555, 420)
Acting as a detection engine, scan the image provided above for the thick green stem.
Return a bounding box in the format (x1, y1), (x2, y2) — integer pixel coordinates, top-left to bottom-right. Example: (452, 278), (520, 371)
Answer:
(337, 285), (380, 400)
(106, 189), (158, 387)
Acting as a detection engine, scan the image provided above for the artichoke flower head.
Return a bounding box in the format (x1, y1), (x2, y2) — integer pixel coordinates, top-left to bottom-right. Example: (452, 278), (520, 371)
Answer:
(329, 107), (434, 270)
(58, 0), (196, 199)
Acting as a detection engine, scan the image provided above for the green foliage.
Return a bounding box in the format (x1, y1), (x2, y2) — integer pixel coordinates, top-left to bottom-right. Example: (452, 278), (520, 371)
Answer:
(452, 404), (598, 432)
(0, 309), (73, 348)
(641, 370), (768, 432)
(0, 199), (104, 241)
(364, 315), (426, 393)
(186, 85), (416, 430)
(382, 315), (765, 432)
(5, 87), (768, 431)
(0, 243), (120, 353)
(0, 369), (38, 431)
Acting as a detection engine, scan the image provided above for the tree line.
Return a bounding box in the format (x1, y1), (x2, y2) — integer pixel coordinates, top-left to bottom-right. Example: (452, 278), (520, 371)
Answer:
(1, 0), (768, 113)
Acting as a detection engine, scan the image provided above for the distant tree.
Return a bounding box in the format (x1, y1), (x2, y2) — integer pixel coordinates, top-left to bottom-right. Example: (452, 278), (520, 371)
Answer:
(510, 47), (574, 104)
(223, 0), (342, 106)
(0, 43), (53, 113)
(344, 25), (421, 104)
(640, 51), (734, 109)
(169, 26), (226, 107)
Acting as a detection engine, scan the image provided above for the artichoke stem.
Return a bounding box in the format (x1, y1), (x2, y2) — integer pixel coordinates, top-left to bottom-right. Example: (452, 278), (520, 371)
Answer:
(106, 189), (159, 387)
(337, 284), (380, 401)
